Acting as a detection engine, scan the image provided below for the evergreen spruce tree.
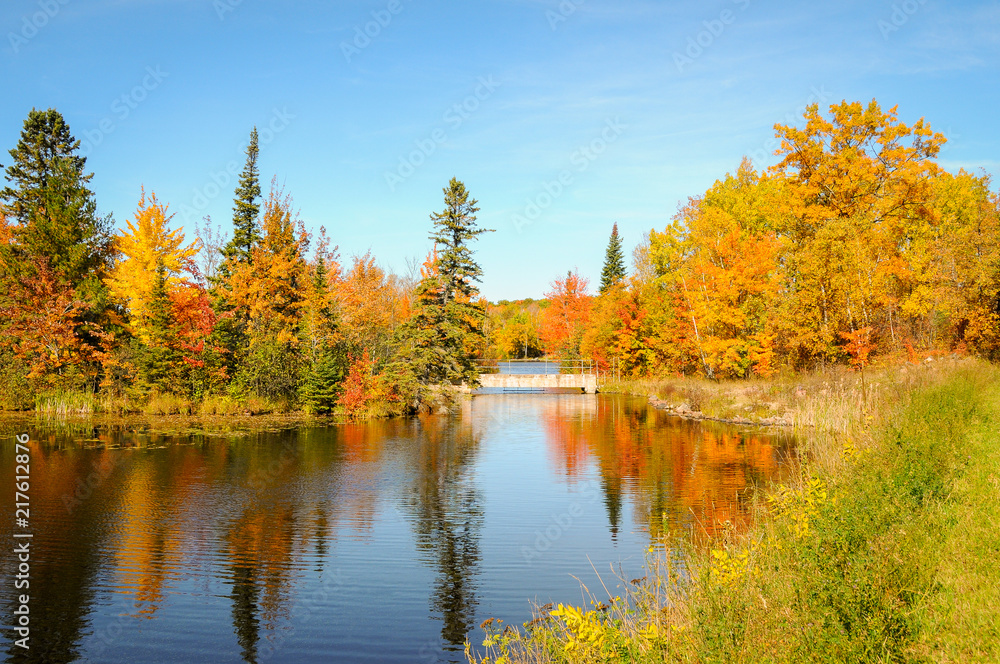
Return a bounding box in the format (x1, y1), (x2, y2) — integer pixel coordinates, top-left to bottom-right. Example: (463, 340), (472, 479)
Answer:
(0, 108), (114, 389)
(395, 178), (492, 387)
(298, 344), (346, 414)
(140, 261), (182, 392)
(298, 254), (347, 413)
(599, 222), (626, 293)
(399, 274), (469, 384)
(429, 177), (491, 305)
(219, 127), (262, 274)
(1, 108), (113, 292)
(210, 128), (262, 380)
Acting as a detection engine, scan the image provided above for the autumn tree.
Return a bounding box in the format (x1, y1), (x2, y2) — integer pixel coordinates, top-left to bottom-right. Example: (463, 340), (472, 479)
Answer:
(337, 251), (409, 364)
(101, 190), (219, 397)
(770, 99), (945, 365)
(0, 255), (104, 388)
(648, 159), (783, 377)
(299, 228), (347, 413)
(581, 282), (654, 378)
(106, 189), (199, 342)
(224, 181), (309, 401)
(921, 170), (1000, 357)
(599, 223), (626, 293)
(489, 301), (543, 359)
(540, 270), (592, 358)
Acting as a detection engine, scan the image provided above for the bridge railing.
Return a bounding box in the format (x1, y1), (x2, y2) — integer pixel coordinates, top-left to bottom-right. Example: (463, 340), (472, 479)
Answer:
(474, 358), (595, 375)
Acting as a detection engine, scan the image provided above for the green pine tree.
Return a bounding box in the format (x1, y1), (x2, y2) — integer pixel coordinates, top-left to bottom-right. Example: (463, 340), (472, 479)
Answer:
(140, 261), (182, 392)
(0, 108), (113, 291)
(429, 177), (492, 305)
(393, 178), (493, 389)
(219, 127), (262, 274)
(298, 343), (347, 414)
(599, 222), (626, 293)
(397, 274), (469, 384)
(210, 127), (262, 380)
(0, 108), (114, 391)
(298, 250), (348, 413)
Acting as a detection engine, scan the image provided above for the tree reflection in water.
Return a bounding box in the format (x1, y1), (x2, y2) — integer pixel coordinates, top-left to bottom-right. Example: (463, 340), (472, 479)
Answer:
(543, 395), (796, 538)
(402, 412), (484, 650)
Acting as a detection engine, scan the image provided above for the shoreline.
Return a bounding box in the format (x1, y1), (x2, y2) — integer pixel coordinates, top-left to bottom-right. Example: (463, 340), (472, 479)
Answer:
(471, 359), (999, 663)
(645, 398), (794, 427)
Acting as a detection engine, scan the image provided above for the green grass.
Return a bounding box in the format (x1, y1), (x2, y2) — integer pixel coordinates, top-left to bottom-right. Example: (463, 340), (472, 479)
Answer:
(471, 361), (1000, 663)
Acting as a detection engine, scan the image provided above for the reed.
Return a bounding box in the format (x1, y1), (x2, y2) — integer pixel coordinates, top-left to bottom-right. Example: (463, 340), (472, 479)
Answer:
(34, 389), (96, 417)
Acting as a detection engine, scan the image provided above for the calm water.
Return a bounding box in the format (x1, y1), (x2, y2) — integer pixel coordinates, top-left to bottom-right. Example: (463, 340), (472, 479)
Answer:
(0, 394), (795, 663)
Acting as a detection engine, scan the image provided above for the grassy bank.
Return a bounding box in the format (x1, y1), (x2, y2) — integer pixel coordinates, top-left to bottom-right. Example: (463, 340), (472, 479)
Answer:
(25, 389), (417, 420)
(471, 359), (1000, 663)
(600, 358), (962, 431)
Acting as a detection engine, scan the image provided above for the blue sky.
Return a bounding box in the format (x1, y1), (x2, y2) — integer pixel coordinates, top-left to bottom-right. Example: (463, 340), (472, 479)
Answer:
(3, 0), (998, 300)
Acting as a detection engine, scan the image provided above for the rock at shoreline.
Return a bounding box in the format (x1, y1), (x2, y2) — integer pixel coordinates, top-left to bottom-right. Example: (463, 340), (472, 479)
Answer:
(647, 398), (792, 427)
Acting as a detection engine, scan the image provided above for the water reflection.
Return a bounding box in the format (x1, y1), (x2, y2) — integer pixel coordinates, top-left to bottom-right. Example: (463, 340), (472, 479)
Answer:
(543, 396), (794, 537)
(402, 414), (483, 650)
(0, 396), (793, 662)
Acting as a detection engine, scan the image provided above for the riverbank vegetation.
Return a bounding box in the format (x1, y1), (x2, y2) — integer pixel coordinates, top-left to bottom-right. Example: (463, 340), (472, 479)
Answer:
(1, 99), (998, 420)
(469, 359), (1000, 663)
(0, 113), (491, 418)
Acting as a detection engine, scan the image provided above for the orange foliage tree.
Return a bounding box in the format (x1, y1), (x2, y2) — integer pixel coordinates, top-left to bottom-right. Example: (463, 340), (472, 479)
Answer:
(335, 251), (411, 365)
(220, 181), (310, 400)
(540, 270), (592, 358)
(647, 160), (782, 377)
(0, 256), (107, 385)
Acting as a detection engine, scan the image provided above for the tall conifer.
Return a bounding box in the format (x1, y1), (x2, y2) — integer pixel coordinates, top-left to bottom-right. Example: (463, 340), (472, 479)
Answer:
(599, 222), (626, 293)
(0, 108), (113, 389)
(219, 127), (261, 274)
(395, 178), (492, 386)
(0, 108), (112, 294)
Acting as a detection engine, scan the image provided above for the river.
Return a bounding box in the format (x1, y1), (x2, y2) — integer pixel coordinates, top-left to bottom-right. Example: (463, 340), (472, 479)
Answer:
(0, 393), (795, 663)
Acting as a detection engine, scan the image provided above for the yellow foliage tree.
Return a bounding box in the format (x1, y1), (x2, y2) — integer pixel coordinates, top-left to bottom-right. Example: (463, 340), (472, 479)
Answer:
(770, 99), (946, 364)
(648, 159), (783, 377)
(106, 189), (198, 343)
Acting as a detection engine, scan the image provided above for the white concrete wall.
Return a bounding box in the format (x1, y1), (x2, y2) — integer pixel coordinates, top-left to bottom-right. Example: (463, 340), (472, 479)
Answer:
(478, 373), (598, 393)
